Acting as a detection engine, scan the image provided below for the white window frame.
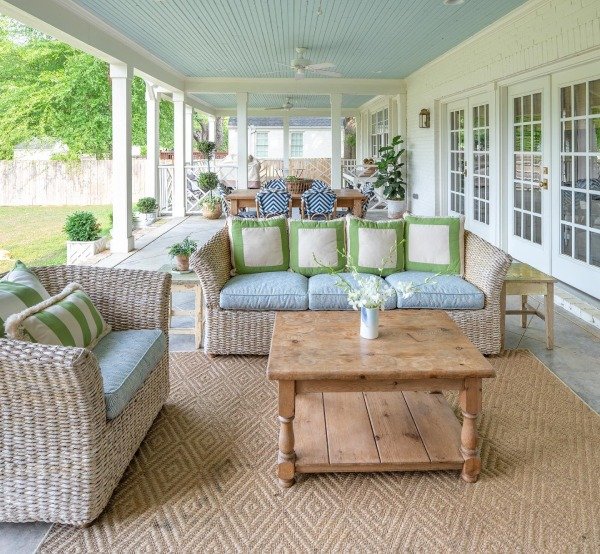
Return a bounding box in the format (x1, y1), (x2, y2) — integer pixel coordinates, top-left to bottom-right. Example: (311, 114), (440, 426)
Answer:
(290, 131), (304, 158)
(255, 131), (269, 158)
(370, 108), (389, 158)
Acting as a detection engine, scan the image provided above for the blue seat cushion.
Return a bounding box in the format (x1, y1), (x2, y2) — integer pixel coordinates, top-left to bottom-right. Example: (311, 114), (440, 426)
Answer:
(220, 271), (309, 310)
(92, 329), (167, 420)
(308, 273), (397, 311)
(385, 271), (484, 310)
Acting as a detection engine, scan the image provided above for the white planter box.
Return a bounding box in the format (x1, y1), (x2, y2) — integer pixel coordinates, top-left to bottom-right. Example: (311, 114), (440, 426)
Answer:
(66, 237), (109, 265)
(133, 212), (157, 229)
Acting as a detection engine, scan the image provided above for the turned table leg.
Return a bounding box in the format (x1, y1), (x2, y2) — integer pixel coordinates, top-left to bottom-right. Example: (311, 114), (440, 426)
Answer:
(459, 377), (482, 483)
(277, 381), (295, 488)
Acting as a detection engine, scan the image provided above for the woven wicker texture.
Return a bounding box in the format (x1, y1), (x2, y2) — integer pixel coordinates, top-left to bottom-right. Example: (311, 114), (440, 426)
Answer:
(0, 266), (171, 525)
(40, 350), (600, 552)
(191, 229), (511, 356)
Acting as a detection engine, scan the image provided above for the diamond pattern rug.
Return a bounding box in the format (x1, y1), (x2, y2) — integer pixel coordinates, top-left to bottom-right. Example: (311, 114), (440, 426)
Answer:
(40, 350), (600, 552)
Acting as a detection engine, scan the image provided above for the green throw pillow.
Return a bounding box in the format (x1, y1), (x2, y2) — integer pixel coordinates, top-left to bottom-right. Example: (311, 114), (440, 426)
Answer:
(404, 215), (465, 275)
(346, 215), (405, 276)
(0, 260), (50, 337)
(228, 216), (290, 274)
(5, 283), (111, 348)
(289, 219), (346, 277)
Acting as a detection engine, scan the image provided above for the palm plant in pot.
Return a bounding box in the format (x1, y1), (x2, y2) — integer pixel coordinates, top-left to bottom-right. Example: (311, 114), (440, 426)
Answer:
(373, 135), (407, 219)
(197, 140), (222, 219)
(168, 236), (198, 272)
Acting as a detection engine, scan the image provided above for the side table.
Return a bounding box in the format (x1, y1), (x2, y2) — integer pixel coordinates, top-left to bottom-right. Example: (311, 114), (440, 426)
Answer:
(159, 264), (203, 349)
(500, 262), (556, 350)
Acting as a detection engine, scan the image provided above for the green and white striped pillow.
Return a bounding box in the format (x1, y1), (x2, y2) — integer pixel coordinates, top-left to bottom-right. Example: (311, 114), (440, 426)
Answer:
(0, 260), (50, 338)
(5, 283), (111, 348)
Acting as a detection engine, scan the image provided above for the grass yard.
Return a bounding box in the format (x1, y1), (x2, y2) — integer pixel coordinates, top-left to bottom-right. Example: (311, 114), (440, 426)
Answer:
(0, 205), (111, 274)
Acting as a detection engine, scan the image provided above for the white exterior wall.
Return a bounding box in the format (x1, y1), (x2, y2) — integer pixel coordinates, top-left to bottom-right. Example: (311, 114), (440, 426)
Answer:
(405, 0), (600, 216)
(228, 127), (340, 158)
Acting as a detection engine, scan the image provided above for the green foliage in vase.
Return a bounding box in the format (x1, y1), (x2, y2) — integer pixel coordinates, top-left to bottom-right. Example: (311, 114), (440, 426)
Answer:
(373, 135), (407, 201)
(167, 236), (197, 257)
(135, 197), (158, 213)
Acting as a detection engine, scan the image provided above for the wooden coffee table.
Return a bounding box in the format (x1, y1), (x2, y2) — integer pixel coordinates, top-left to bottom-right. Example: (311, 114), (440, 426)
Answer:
(267, 310), (495, 487)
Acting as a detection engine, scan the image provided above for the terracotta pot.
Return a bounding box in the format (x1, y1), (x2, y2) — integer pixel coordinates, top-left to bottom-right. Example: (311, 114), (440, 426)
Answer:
(201, 203), (223, 220)
(174, 255), (189, 272)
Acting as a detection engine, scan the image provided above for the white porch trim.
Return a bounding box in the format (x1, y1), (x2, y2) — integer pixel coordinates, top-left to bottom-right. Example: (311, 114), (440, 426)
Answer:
(185, 105), (194, 164)
(282, 115), (290, 172)
(145, 81), (160, 200)
(109, 63), (134, 253)
(172, 92), (187, 217)
(236, 92), (249, 189)
(330, 93), (342, 189)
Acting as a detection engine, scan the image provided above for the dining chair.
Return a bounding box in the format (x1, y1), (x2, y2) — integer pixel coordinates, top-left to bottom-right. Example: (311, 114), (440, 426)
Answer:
(301, 187), (337, 220)
(256, 188), (292, 218)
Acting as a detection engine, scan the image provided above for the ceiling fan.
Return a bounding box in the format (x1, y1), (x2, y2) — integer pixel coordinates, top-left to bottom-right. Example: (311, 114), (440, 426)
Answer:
(264, 97), (295, 111)
(285, 47), (342, 80)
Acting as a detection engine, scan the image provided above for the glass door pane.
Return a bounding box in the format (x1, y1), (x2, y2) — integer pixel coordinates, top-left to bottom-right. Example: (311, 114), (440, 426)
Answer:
(449, 108), (465, 215)
(472, 103), (490, 224)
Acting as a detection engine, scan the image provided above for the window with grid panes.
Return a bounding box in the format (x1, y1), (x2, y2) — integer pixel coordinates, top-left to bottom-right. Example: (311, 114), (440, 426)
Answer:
(290, 131), (304, 157)
(370, 108), (389, 157)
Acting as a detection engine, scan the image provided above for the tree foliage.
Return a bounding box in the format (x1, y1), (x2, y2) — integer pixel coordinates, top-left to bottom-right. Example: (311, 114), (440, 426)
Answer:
(0, 17), (176, 159)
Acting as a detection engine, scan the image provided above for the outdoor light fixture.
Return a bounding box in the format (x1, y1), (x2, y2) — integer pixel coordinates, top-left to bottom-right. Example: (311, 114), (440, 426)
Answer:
(419, 108), (431, 128)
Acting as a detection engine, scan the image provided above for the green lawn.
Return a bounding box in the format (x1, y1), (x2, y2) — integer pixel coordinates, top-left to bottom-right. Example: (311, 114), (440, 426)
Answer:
(0, 205), (112, 274)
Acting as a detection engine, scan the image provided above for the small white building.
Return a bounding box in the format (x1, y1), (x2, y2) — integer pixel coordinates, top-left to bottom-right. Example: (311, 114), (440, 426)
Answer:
(13, 138), (69, 160)
(228, 117), (343, 159)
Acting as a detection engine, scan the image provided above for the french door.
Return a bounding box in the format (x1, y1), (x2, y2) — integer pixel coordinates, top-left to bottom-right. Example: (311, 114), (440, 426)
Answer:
(447, 93), (496, 243)
(507, 78), (552, 272)
(552, 67), (600, 298)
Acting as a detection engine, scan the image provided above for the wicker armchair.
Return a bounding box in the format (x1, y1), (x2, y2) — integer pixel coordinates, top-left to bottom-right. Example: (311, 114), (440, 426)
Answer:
(0, 266), (171, 525)
(191, 228), (511, 357)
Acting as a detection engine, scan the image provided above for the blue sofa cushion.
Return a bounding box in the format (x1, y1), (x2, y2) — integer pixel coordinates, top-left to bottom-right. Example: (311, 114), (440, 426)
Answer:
(92, 329), (167, 420)
(220, 271), (309, 310)
(386, 271), (485, 310)
(309, 273), (397, 311)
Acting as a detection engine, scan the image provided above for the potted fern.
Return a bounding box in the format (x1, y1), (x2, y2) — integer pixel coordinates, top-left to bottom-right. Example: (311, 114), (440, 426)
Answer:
(373, 135), (407, 219)
(167, 236), (198, 272)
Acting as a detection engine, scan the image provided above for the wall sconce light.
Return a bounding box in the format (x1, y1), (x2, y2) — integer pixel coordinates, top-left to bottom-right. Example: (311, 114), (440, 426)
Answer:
(419, 108), (431, 128)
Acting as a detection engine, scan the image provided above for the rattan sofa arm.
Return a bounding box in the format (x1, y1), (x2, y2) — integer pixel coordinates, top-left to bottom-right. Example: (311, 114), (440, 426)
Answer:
(32, 266), (171, 333)
(0, 339), (107, 435)
(190, 227), (232, 308)
(463, 231), (511, 306)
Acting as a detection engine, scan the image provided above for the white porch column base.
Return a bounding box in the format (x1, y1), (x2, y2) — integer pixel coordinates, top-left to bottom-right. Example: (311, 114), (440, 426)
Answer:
(145, 82), (160, 200)
(330, 93), (342, 189)
(208, 115), (216, 142)
(185, 104), (194, 164)
(110, 63), (134, 253)
(283, 114), (290, 173)
(236, 92), (248, 189)
(173, 92), (187, 217)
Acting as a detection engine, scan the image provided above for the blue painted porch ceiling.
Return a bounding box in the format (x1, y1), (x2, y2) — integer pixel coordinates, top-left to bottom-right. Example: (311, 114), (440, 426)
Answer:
(72, 0), (526, 79)
(192, 93), (375, 109)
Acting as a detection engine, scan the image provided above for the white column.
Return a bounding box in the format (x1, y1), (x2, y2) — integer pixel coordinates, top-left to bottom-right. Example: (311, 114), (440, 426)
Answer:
(330, 93), (342, 188)
(145, 82), (160, 200)
(355, 113), (363, 163)
(109, 63), (134, 253)
(185, 104), (194, 164)
(172, 92), (187, 217)
(236, 92), (248, 189)
(208, 115), (216, 142)
(282, 114), (290, 172)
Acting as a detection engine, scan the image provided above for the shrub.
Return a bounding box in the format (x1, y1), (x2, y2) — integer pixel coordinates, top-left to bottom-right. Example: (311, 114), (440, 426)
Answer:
(201, 194), (221, 209)
(135, 197), (158, 213)
(198, 172), (219, 192)
(64, 211), (101, 242)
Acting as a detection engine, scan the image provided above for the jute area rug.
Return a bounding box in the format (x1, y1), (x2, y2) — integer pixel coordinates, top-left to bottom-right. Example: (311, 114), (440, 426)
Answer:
(41, 350), (600, 552)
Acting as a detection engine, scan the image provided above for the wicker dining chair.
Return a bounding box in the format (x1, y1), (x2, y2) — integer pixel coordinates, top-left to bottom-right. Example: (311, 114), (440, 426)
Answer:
(0, 265), (171, 526)
(256, 188), (292, 218)
(300, 187), (338, 220)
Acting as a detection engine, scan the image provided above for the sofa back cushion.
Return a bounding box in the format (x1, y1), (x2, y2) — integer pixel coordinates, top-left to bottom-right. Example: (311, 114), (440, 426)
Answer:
(5, 283), (111, 348)
(289, 219), (346, 277)
(346, 216), (405, 276)
(228, 216), (290, 274)
(404, 215), (465, 275)
(0, 260), (50, 337)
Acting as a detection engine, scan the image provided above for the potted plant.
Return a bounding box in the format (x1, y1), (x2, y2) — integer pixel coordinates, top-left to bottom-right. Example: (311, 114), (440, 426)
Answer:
(64, 211), (108, 264)
(168, 236), (198, 272)
(373, 135), (407, 219)
(196, 140), (221, 219)
(134, 197), (158, 227)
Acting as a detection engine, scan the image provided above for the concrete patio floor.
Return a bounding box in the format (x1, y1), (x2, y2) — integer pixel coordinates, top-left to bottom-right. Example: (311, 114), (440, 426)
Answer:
(2, 214), (600, 553)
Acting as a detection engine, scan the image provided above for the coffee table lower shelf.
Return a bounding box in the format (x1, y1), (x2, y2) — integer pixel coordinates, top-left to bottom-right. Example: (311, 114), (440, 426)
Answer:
(293, 391), (465, 475)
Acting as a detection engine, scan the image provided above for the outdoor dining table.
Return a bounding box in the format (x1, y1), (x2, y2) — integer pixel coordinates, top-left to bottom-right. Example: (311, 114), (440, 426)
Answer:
(225, 188), (365, 217)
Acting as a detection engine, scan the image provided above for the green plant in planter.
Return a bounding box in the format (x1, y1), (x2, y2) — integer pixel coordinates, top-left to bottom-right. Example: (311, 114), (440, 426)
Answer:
(200, 194), (221, 209)
(167, 236), (198, 257)
(198, 171), (220, 193)
(197, 140), (217, 172)
(135, 197), (158, 214)
(285, 175), (299, 182)
(64, 211), (101, 242)
(373, 135), (407, 200)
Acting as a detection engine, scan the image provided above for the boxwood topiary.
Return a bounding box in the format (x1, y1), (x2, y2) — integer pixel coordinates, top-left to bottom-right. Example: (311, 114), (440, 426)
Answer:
(135, 197), (158, 213)
(64, 211), (101, 242)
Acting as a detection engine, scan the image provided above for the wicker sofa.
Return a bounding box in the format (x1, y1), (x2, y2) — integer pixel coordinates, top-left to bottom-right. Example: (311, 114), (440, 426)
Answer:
(0, 266), (171, 526)
(191, 227), (512, 357)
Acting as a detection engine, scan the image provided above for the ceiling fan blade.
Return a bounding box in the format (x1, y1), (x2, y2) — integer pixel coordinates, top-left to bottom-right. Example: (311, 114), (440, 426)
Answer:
(264, 106), (285, 110)
(306, 62), (335, 70)
(309, 69), (343, 78)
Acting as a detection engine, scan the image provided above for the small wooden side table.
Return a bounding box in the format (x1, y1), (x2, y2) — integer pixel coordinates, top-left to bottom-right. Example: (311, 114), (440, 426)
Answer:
(501, 262), (556, 349)
(159, 264), (203, 349)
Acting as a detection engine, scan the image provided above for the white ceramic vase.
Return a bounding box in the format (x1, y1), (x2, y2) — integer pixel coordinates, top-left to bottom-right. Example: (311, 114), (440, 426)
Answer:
(387, 199), (406, 219)
(360, 307), (379, 340)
